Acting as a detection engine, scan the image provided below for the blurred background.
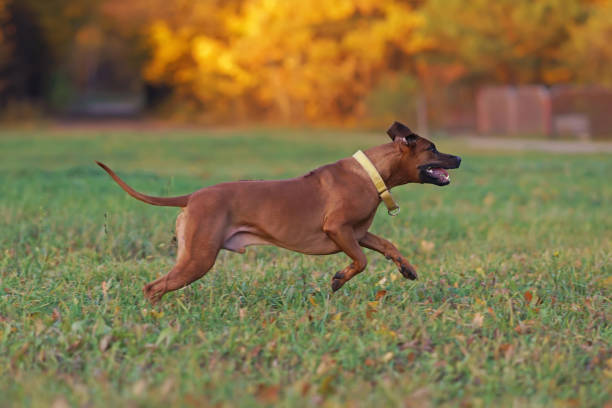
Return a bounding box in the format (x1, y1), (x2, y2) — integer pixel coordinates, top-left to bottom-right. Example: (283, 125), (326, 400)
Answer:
(0, 0), (611, 138)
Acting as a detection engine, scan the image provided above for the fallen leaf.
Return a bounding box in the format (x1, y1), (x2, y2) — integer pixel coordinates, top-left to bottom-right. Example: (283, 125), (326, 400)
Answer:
(472, 312), (484, 328)
(381, 352), (394, 363)
(601, 276), (612, 288)
(160, 378), (174, 397)
(318, 375), (336, 396)
(420, 240), (435, 253)
(51, 397), (70, 408)
(132, 379), (147, 396)
(375, 290), (388, 301)
(67, 339), (82, 353)
(308, 296), (318, 307)
(377, 277), (387, 286)
(51, 308), (60, 322)
(255, 384), (280, 404)
(497, 343), (514, 359)
(514, 321), (533, 335)
(316, 354), (336, 375)
(365, 358), (375, 366)
(524, 291), (533, 303)
(151, 309), (164, 319)
(99, 334), (113, 352)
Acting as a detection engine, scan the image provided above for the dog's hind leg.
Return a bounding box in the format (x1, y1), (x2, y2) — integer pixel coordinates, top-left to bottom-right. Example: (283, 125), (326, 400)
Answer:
(143, 251), (219, 303)
(143, 209), (225, 303)
(359, 232), (417, 280)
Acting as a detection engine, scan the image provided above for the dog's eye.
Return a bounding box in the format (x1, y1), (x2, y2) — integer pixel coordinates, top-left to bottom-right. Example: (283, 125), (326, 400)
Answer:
(427, 145), (437, 153)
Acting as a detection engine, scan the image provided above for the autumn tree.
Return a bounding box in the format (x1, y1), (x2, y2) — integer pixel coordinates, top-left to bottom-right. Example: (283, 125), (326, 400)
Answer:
(564, 0), (612, 86)
(143, 0), (431, 122)
(420, 0), (589, 86)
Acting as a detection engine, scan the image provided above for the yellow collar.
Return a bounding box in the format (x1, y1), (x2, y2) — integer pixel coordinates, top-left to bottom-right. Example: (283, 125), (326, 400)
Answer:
(352, 150), (400, 216)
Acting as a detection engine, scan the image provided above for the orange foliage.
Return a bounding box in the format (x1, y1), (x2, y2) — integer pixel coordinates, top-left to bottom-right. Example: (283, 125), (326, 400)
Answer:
(142, 0), (431, 121)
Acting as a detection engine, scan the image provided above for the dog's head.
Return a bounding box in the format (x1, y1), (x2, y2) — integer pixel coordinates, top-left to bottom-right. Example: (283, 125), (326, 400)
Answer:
(387, 121), (461, 186)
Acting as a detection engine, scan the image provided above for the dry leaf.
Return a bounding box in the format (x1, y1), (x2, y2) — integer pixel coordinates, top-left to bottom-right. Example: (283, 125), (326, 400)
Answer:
(160, 378), (175, 397)
(365, 358), (375, 367)
(497, 343), (514, 359)
(601, 276), (612, 288)
(255, 384), (280, 404)
(420, 240), (435, 253)
(381, 352), (394, 363)
(375, 290), (388, 301)
(316, 354), (336, 375)
(132, 379), (147, 396)
(99, 334), (113, 352)
(51, 308), (61, 322)
(514, 321), (533, 334)
(472, 312), (484, 328)
(51, 397), (70, 408)
(524, 291), (533, 303)
(318, 375), (336, 396)
(308, 296), (318, 307)
(377, 277), (387, 286)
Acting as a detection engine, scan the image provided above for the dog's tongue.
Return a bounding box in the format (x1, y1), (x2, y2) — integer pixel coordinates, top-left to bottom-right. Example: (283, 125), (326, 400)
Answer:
(431, 168), (448, 178)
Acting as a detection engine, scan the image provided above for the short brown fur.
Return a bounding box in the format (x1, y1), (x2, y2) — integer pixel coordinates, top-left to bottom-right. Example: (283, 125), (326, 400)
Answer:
(97, 122), (461, 302)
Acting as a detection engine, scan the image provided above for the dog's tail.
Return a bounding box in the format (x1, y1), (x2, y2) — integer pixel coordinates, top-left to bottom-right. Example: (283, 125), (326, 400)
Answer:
(96, 161), (190, 207)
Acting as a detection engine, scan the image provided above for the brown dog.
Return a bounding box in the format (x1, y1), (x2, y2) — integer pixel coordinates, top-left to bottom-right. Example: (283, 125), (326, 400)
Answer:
(97, 122), (461, 302)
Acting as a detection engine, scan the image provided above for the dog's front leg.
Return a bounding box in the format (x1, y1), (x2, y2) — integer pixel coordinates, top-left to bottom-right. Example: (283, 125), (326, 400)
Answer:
(359, 232), (417, 280)
(323, 222), (368, 292)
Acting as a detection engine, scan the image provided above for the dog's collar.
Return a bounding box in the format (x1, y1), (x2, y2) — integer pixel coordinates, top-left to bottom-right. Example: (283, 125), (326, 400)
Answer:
(352, 150), (400, 216)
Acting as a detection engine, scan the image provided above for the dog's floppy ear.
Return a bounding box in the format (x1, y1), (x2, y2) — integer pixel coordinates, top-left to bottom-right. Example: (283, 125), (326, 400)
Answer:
(387, 121), (418, 144)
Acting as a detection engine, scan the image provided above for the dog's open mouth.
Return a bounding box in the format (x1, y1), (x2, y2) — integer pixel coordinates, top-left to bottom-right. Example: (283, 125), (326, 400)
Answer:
(426, 167), (449, 183)
(419, 165), (453, 186)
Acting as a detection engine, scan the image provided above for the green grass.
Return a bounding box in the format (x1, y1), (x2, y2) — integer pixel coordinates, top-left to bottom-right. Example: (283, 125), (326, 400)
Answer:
(0, 128), (610, 407)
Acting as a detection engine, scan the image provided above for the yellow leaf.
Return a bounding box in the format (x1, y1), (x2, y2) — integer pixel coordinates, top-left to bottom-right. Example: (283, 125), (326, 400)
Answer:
(381, 352), (394, 363)
(420, 240), (435, 253)
(601, 276), (612, 287)
(308, 296), (318, 307)
(151, 310), (164, 319)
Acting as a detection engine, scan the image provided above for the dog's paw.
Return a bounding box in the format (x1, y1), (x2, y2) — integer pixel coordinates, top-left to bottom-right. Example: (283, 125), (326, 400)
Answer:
(400, 264), (418, 280)
(331, 271), (345, 292)
(143, 284), (163, 304)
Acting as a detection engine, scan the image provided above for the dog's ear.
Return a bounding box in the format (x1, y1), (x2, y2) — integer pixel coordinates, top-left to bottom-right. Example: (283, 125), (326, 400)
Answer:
(387, 121), (418, 144)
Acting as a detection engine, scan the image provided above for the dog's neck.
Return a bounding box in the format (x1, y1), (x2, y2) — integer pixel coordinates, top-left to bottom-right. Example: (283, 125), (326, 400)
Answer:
(363, 143), (408, 189)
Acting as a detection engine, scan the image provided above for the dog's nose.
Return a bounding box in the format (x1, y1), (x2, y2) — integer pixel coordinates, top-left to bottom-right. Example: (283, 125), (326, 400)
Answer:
(455, 156), (462, 167)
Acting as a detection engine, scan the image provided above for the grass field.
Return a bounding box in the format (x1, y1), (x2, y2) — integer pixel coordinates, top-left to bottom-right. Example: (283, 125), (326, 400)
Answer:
(0, 128), (610, 407)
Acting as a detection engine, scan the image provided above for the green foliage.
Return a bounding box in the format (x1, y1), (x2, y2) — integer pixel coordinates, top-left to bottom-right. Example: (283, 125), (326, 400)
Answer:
(0, 129), (610, 407)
